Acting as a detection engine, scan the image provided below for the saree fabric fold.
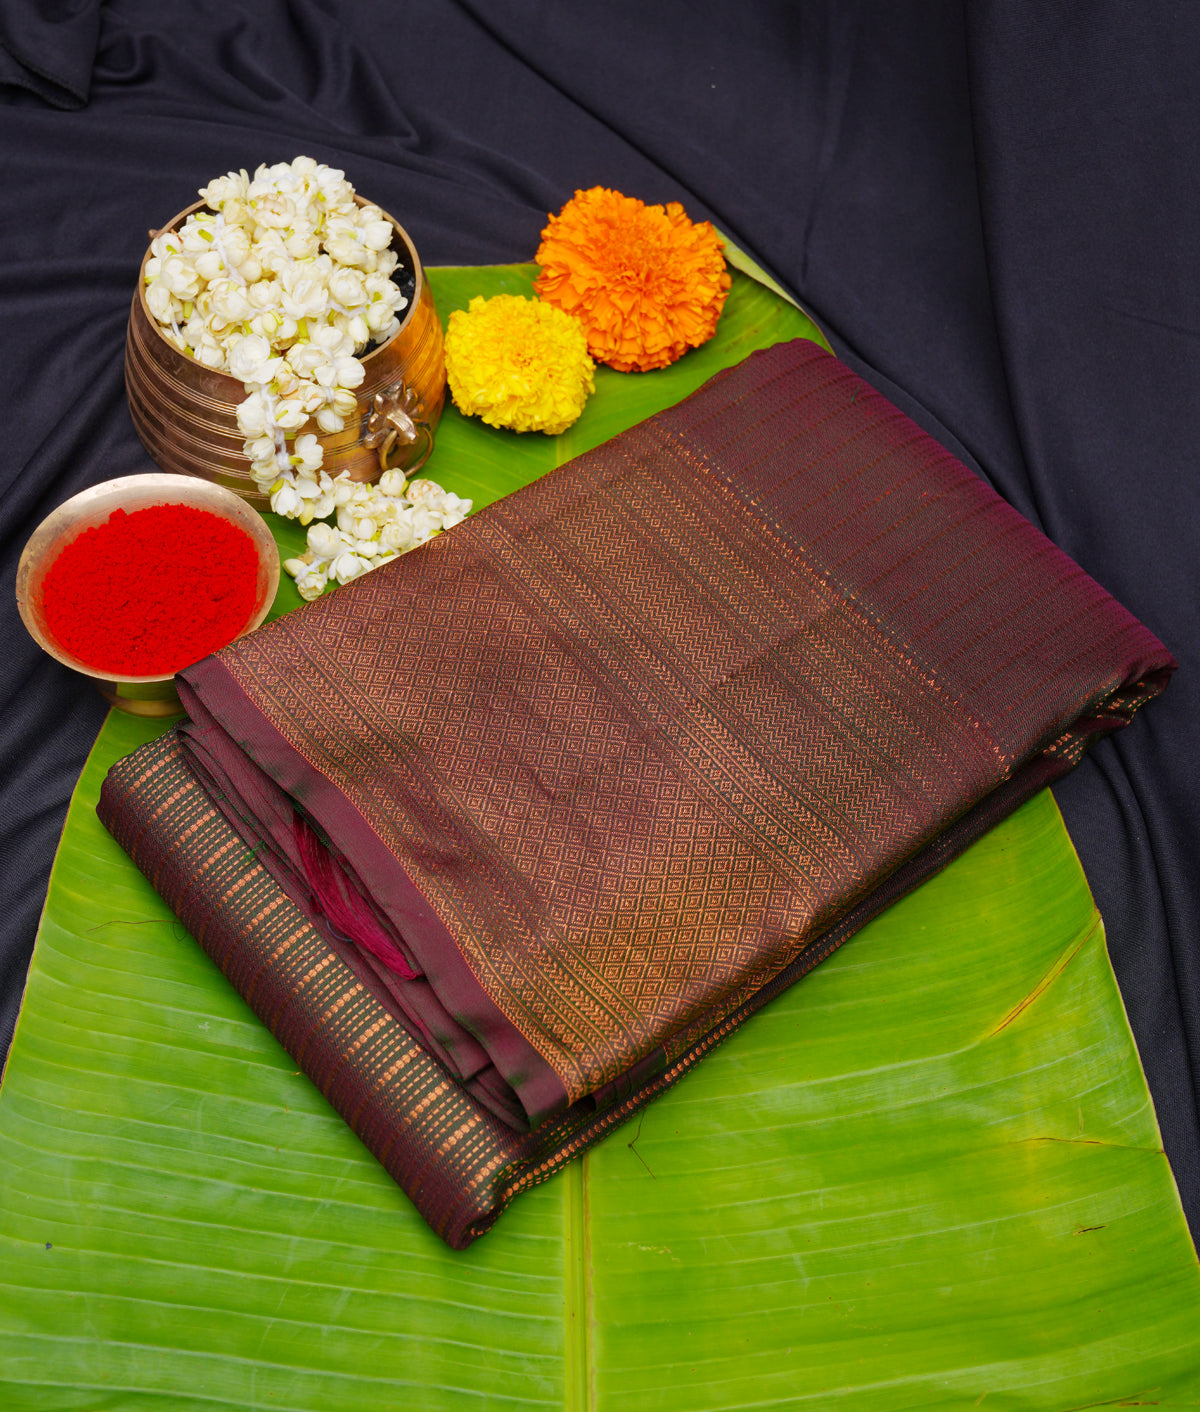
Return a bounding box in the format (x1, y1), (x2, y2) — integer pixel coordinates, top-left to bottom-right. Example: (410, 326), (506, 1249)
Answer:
(98, 339), (1173, 1247)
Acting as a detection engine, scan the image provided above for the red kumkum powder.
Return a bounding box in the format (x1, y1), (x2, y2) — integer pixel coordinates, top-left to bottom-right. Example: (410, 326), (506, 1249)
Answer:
(41, 503), (261, 677)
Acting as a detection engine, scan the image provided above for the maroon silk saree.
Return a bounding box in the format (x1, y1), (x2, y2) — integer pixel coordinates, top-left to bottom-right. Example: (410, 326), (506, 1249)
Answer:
(98, 340), (1172, 1247)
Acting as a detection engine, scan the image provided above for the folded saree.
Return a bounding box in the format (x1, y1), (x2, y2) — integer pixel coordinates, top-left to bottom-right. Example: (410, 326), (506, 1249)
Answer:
(98, 339), (1173, 1247)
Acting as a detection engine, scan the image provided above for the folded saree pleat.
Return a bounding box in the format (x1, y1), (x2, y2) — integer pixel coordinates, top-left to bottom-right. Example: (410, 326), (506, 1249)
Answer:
(98, 339), (1173, 1246)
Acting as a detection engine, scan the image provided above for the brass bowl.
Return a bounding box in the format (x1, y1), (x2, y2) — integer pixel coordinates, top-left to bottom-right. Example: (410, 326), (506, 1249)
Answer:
(125, 199), (445, 505)
(16, 473), (280, 717)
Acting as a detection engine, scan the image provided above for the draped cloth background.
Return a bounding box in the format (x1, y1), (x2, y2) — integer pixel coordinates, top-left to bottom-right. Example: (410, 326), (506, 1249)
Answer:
(2, 0), (1199, 1244)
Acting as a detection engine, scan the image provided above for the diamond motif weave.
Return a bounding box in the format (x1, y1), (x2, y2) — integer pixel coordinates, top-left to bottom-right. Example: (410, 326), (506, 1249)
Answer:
(99, 339), (1172, 1244)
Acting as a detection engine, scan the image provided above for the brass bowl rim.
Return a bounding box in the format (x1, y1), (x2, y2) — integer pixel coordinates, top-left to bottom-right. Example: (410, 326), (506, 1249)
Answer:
(134, 196), (426, 384)
(16, 471), (281, 685)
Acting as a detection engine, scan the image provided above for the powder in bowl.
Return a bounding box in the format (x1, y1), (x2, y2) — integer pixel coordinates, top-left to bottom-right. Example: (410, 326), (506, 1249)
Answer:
(41, 503), (261, 677)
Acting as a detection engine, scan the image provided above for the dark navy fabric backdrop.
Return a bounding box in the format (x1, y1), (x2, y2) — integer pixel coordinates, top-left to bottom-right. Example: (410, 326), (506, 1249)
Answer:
(2, 0), (1196, 1242)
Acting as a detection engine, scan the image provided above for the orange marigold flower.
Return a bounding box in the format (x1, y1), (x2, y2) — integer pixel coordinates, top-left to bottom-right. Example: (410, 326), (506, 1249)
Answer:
(534, 187), (731, 373)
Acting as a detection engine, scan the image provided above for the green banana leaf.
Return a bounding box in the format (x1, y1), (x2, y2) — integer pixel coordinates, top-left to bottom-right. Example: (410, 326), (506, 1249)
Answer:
(1, 265), (1198, 1410)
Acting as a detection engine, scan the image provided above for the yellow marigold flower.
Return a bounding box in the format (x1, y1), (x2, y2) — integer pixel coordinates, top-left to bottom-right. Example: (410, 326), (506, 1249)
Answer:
(534, 186), (731, 373)
(443, 293), (595, 435)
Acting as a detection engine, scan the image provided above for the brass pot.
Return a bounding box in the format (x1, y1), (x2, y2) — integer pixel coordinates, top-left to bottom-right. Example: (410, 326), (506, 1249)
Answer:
(125, 200), (445, 505)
